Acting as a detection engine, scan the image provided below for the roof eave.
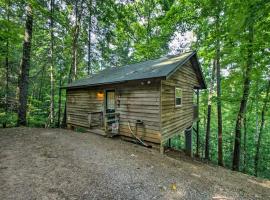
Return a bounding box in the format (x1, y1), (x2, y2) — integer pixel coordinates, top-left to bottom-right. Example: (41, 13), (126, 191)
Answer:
(62, 76), (166, 90)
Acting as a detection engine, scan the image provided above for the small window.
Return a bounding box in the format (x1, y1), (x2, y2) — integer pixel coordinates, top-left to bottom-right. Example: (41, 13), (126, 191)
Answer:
(175, 87), (182, 107)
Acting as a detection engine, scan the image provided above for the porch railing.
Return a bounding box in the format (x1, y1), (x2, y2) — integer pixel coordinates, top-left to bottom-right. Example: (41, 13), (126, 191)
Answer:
(88, 111), (103, 128)
(104, 112), (120, 134)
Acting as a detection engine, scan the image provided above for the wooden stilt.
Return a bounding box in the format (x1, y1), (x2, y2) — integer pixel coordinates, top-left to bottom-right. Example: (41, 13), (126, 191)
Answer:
(196, 89), (200, 157)
(160, 144), (164, 155)
(185, 127), (193, 157)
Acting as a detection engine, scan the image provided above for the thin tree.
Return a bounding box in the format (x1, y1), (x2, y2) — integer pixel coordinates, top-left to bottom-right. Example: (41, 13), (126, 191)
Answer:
(17, 4), (33, 126)
(205, 60), (216, 160)
(254, 79), (270, 176)
(62, 1), (83, 127)
(49, 0), (55, 126)
(68, 0), (83, 82)
(87, 0), (92, 75)
(215, 1), (224, 166)
(243, 115), (247, 173)
(57, 77), (62, 127)
(232, 8), (254, 171)
(3, 0), (10, 128)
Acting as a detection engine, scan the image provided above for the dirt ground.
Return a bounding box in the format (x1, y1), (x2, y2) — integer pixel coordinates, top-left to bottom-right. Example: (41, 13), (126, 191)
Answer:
(0, 128), (270, 200)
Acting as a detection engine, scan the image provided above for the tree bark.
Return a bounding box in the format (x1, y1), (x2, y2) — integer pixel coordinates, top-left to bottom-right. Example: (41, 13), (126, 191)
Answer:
(205, 60), (216, 160)
(87, 0), (92, 75)
(62, 1), (82, 127)
(243, 115), (247, 173)
(68, 0), (82, 83)
(57, 78), (62, 128)
(3, 0), (10, 128)
(215, 8), (224, 166)
(232, 12), (254, 171)
(17, 4), (33, 126)
(49, 0), (55, 126)
(254, 80), (270, 176)
(196, 89), (200, 157)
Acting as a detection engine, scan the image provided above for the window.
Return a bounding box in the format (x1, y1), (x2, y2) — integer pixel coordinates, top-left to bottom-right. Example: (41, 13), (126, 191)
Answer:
(175, 87), (182, 107)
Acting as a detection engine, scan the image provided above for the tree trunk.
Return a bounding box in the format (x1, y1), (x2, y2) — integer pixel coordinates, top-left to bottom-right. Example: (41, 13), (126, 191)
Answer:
(49, 0), (55, 126)
(196, 89), (200, 157)
(215, 9), (224, 166)
(57, 78), (62, 128)
(38, 65), (45, 101)
(3, 0), (10, 128)
(243, 115), (247, 173)
(17, 4), (33, 126)
(62, 1), (82, 127)
(205, 60), (216, 160)
(69, 0), (82, 83)
(87, 0), (92, 75)
(254, 80), (270, 176)
(232, 13), (254, 171)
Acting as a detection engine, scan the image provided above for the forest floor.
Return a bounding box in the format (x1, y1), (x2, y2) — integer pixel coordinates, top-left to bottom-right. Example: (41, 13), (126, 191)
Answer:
(0, 128), (270, 200)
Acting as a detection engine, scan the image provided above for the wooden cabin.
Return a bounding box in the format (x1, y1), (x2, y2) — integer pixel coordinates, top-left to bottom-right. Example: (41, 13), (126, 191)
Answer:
(64, 51), (206, 153)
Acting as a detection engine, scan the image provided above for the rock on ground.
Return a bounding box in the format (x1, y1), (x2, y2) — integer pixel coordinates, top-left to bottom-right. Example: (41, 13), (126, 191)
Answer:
(0, 128), (269, 200)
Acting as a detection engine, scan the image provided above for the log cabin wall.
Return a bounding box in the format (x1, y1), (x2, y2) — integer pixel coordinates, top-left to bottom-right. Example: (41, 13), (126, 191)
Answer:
(161, 61), (200, 142)
(115, 79), (161, 144)
(66, 88), (105, 128)
(66, 79), (162, 144)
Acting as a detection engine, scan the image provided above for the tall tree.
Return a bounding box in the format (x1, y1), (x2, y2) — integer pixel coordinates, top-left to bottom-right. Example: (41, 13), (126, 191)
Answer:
(215, 0), (224, 167)
(17, 4), (33, 126)
(87, 0), (92, 75)
(62, 0), (83, 127)
(68, 0), (83, 83)
(232, 5), (254, 171)
(205, 60), (216, 160)
(254, 79), (270, 176)
(243, 115), (247, 173)
(3, 0), (10, 128)
(49, 0), (55, 126)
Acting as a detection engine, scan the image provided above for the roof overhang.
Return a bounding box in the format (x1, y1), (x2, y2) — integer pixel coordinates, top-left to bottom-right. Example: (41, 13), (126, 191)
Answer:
(61, 76), (166, 90)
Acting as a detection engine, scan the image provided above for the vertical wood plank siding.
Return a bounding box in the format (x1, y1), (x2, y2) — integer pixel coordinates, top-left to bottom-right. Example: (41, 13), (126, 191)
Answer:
(161, 61), (200, 142)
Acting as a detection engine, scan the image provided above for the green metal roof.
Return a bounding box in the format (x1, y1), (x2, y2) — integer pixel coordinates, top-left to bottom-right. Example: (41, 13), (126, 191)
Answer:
(65, 51), (206, 89)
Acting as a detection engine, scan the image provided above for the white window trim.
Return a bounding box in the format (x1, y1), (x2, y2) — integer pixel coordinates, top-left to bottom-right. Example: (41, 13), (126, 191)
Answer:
(175, 87), (182, 107)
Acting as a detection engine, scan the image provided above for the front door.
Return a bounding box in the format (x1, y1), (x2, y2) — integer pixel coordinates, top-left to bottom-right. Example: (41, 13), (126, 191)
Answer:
(106, 90), (115, 113)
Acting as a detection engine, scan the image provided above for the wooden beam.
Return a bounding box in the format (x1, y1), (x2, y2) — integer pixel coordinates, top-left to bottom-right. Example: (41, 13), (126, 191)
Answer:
(185, 127), (192, 157)
(195, 89), (200, 157)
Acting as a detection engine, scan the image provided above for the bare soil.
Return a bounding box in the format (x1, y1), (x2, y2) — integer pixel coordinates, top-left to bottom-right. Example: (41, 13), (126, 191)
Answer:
(0, 128), (269, 200)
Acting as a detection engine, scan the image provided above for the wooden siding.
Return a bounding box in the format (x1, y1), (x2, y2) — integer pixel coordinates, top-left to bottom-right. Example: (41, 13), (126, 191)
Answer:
(66, 79), (162, 144)
(161, 61), (200, 142)
(115, 82), (161, 143)
(66, 89), (104, 128)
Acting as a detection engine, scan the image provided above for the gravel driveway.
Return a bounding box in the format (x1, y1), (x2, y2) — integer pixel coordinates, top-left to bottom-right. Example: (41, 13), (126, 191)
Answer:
(0, 128), (269, 200)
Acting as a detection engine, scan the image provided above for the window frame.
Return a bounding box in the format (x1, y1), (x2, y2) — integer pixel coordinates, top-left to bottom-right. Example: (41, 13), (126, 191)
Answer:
(175, 87), (182, 107)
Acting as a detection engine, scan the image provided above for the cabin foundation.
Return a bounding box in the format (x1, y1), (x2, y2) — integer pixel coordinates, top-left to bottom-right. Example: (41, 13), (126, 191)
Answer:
(185, 127), (193, 157)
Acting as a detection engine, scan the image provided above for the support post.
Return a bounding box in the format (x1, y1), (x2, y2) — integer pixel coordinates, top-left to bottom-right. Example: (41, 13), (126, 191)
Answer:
(168, 138), (171, 148)
(196, 89), (200, 157)
(160, 144), (164, 154)
(185, 127), (193, 157)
